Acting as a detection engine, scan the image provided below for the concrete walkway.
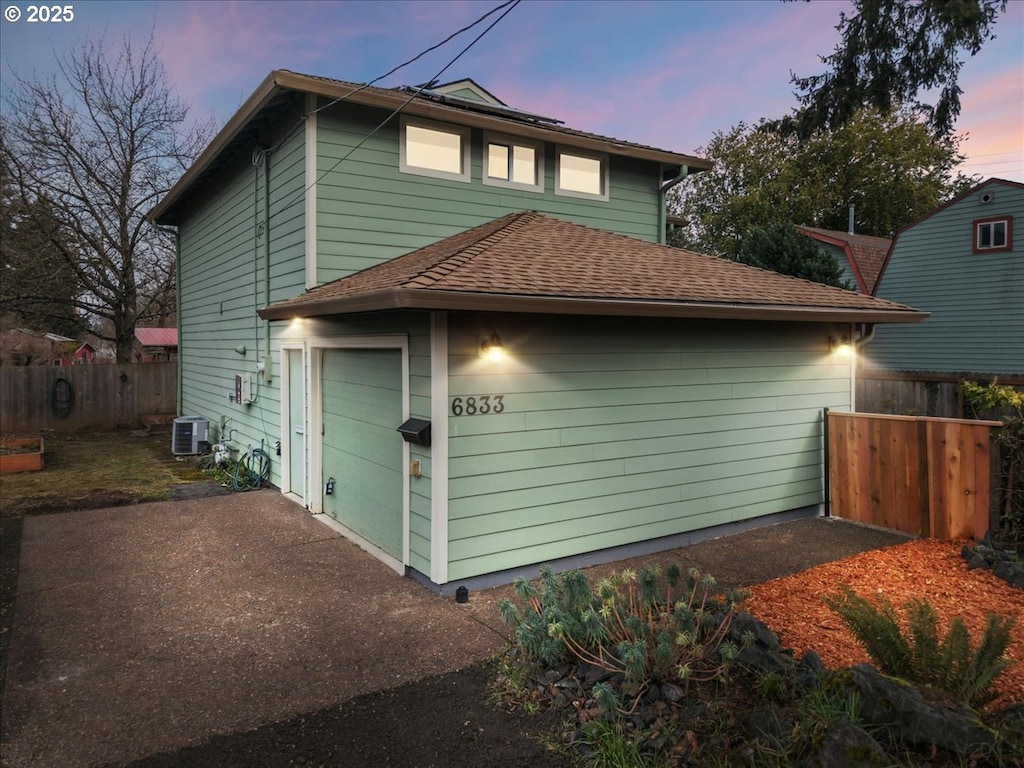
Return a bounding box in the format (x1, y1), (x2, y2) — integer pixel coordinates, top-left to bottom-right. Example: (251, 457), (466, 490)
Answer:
(0, 492), (908, 767)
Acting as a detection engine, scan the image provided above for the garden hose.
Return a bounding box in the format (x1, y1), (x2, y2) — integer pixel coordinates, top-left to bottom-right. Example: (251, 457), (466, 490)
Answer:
(51, 377), (74, 418)
(232, 445), (271, 491)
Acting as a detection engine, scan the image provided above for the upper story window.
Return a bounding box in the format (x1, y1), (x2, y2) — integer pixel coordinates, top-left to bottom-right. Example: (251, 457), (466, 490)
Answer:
(555, 146), (608, 201)
(974, 216), (1012, 253)
(483, 133), (543, 192)
(400, 117), (470, 182)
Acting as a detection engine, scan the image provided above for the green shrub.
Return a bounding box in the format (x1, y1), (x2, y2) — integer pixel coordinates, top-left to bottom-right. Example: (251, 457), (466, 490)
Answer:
(824, 586), (1016, 707)
(498, 563), (747, 711)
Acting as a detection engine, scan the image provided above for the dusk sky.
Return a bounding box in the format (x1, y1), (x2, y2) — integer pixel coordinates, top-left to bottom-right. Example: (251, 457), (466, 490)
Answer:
(1, 0), (1022, 182)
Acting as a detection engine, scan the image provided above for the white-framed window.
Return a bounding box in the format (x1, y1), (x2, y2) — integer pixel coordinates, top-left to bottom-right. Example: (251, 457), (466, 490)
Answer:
(555, 146), (608, 200)
(483, 133), (544, 192)
(400, 117), (470, 182)
(973, 216), (1012, 253)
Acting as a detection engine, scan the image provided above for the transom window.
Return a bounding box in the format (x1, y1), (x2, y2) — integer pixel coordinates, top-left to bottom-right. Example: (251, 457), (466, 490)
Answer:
(973, 217), (1012, 253)
(555, 147), (608, 200)
(400, 118), (470, 182)
(483, 133), (543, 192)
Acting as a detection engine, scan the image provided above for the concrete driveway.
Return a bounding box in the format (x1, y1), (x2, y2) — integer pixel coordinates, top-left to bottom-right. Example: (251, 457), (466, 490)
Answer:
(1, 491), (910, 767)
(0, 492), (509, 767)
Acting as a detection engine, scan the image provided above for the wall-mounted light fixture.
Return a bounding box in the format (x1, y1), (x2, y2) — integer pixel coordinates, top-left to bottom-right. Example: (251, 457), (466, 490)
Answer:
(479, 332), (505, 362)
(829, 333), (853, 357)
(234, 344), (247, 356)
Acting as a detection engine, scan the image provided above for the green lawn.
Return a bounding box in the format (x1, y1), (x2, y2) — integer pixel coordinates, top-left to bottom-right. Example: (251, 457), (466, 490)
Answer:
(0, 429), (205, 518)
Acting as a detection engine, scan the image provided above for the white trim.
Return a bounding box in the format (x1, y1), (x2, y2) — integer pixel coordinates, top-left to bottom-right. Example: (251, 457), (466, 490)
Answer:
(308, 334), (410, 569)
(429, 312), (449, 585)
(482, 131), (545, 193)
(304, 93), (318, 290)
(399, 116), (471, 183)
(554, 144), (609, 201)
(279, 341), (306, 502)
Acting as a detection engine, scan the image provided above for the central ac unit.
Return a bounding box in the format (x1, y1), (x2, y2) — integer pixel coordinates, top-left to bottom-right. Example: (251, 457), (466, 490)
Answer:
(172, 416), (209, 455)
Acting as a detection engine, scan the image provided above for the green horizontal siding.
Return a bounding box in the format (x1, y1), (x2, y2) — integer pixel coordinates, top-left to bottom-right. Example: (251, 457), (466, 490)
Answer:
(176, 104), (312, 489)
(445, 314), (848, 580)
(869, 183), (1023, 374)
(314, 102), (662, 284)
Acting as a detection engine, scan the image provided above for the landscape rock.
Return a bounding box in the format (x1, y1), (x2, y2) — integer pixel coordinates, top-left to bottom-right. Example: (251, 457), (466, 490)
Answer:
(848, 664), (996, 753)
(730, 611), (781, 650)
(795, 649), (827, 690)
(810, 717), (889, 767)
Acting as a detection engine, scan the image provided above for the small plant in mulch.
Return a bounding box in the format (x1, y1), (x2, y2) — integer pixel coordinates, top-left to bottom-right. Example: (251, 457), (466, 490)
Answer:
(495, 564), (1024, 768)
(825, 586), (1017, 709)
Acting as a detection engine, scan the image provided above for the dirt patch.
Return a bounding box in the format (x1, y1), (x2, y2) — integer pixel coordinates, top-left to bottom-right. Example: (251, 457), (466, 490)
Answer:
(747, 538), (1024, 706)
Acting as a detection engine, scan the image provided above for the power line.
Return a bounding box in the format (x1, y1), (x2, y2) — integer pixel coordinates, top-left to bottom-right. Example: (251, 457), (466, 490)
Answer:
(280, 0), (521, 213)
(309, 0), (518, 118)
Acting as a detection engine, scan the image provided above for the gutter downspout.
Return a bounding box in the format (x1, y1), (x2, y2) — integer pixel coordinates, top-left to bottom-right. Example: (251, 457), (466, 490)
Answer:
(658, 165), (689, 245)
(850, 323), (875, 413)
(263, 150), (272, 359)
(855, 323), (876, 349)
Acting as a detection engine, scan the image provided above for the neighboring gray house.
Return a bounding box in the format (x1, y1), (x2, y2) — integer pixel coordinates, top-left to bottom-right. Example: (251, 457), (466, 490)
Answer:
(863, 178), (1023, 378)
(795, 226), (891, 295)
(151, 71), (924, 591)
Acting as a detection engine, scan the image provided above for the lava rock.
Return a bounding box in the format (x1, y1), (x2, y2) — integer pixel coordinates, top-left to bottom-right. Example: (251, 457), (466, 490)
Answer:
(810, 717), (889, 767)
(848, 664), (996, 753)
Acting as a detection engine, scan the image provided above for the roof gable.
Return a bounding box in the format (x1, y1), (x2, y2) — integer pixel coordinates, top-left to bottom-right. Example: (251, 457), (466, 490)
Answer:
(795, 225), (892, 295)
(430, 78), (505, 105)
(261, 212), (924, 325)
(876, 178), (1024, 289)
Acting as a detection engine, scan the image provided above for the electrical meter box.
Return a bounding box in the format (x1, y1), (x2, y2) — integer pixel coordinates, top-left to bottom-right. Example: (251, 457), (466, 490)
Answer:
(234, 373), (255, 404)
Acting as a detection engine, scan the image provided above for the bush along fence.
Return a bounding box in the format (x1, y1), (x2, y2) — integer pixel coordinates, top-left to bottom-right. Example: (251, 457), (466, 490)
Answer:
(961, 381), (1024, 546)
(0, 363), (176, 433)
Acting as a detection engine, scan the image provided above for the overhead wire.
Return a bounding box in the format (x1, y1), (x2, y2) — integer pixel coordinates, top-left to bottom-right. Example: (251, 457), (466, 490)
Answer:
(308, 0), (519, 118)
(278, 0), (522, 214)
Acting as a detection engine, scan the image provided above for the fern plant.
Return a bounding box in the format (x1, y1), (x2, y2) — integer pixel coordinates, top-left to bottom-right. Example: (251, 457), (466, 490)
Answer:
(825, 586), (1016, 707)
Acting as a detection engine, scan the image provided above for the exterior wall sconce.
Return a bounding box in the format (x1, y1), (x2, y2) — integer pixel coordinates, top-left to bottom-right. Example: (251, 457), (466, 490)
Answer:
(479, 332), (505, 362)
(829, 334), (853, 357)
(234, 345), (247, 355)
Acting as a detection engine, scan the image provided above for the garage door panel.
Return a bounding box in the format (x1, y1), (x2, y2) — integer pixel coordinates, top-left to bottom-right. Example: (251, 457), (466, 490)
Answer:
(321, 348), (403, 560)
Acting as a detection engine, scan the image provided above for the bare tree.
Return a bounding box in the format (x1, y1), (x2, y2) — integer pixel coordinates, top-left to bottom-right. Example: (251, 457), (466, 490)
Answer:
(1, 34), (212, 362)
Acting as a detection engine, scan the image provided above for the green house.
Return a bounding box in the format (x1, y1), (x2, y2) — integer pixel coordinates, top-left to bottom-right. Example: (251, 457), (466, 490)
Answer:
(864, 178), (1024, 377)
(151, 71), (923, 592)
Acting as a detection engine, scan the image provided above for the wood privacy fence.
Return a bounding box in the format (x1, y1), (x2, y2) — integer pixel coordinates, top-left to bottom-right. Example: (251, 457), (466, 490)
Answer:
(857, 369), (1024, 419)
(0, 363), (176, 433)
(826, 410), (1002, 540)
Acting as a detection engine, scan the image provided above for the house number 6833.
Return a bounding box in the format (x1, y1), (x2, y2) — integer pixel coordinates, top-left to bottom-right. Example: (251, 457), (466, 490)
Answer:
(451, 395), (504, 416)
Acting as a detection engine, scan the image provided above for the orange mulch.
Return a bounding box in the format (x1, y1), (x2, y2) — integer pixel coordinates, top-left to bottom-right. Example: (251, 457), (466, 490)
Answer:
(745, 538), (1024, 707)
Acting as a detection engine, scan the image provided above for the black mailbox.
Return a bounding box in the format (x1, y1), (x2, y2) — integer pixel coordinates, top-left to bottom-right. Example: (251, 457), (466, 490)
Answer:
(397, 418), (431, 446)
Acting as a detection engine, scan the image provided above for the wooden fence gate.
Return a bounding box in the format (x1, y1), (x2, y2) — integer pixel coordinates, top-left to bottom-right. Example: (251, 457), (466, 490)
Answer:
(825, 410), (1001, 539)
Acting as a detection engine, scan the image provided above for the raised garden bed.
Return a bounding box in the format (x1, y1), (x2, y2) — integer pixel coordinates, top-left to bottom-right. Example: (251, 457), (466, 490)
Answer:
(0, 437), (45, 473)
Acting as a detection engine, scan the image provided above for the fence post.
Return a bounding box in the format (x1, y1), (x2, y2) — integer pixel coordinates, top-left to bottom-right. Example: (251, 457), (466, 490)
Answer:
(822, 407), (831, 518)
(916, 419), (932, 538)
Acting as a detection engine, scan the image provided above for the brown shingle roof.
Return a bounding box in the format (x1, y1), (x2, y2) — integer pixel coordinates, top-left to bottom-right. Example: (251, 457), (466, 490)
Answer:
(260, 212), (925, 324)
(795, 226), (892, 295)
